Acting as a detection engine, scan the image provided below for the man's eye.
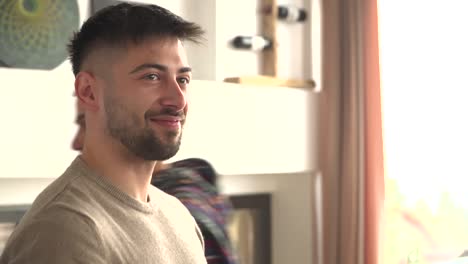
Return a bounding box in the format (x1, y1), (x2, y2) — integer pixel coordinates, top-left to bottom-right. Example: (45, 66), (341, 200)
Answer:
(144, 74), (160, 81)
(178, 77), (190, 84)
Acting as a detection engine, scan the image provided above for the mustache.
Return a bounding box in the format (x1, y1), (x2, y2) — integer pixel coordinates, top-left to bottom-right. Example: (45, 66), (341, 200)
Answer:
(144, 108), (186, 120)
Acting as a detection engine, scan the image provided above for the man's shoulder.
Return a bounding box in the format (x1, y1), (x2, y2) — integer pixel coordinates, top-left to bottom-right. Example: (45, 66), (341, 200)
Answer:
(25, 166), (99, 221)
(0, 157), (108, 263)
(1, 200), (103, 264)
(16, 201), (97, 236)
(13, 170), (101, 242)
(11, 158), (108, 254)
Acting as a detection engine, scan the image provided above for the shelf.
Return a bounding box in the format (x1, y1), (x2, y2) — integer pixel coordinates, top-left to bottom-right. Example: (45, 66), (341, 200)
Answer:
(223, 75), (316, 89)
(260, 0), (278, 76)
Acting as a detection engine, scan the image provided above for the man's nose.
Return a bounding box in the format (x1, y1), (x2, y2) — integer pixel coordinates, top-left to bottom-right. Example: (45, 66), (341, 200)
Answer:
(159, 78), (187, 111)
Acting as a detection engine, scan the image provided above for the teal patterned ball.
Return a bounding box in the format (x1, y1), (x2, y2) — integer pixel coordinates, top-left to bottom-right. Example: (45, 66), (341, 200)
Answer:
(0, 0), (80, 69)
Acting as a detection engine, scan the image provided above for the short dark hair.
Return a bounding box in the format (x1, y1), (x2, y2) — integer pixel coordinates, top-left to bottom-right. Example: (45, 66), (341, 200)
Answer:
(68, 2), (204, 76)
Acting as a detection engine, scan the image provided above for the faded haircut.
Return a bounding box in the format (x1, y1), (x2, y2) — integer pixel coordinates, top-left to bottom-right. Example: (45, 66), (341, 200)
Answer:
(67, 2), (204, 76)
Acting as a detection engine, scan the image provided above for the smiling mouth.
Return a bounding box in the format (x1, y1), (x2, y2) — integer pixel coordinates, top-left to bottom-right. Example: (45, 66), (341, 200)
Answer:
(149, 118), (182, 129)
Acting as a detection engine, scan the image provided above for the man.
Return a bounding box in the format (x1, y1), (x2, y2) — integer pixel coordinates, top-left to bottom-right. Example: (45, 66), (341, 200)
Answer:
(72, 102), (238, 264)
(0, 3), (206, 264)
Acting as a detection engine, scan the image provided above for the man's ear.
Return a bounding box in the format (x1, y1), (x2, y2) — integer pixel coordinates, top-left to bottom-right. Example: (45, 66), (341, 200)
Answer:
(74, 72), (99, 112)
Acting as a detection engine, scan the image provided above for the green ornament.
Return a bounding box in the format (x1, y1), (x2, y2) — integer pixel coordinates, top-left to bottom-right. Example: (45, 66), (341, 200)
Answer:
(0, 0), (80, 70)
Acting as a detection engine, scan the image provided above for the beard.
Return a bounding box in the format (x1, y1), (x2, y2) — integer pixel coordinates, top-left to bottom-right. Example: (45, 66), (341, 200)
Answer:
(103, 94), (184, 161)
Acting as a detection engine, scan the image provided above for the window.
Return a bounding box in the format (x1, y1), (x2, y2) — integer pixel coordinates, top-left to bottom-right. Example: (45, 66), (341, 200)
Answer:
(379, 1), (468, 263)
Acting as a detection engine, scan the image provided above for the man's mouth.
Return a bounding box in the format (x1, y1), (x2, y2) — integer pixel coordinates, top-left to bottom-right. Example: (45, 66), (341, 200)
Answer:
(149, 116), (183, 129)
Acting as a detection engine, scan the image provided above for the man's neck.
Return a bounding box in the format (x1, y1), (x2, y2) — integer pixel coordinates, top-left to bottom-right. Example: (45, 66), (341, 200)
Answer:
(81, 137), (156, 203)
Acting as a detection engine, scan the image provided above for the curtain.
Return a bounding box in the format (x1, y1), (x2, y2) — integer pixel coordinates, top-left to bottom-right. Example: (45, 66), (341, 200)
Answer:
(316, 0), (384, 263)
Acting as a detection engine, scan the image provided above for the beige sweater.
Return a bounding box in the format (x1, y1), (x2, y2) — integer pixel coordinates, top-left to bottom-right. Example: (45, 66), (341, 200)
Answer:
(0, 157), (207, 264)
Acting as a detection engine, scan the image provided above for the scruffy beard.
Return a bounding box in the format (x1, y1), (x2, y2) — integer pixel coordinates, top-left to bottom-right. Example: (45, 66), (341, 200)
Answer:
(104, 94), (184, 161)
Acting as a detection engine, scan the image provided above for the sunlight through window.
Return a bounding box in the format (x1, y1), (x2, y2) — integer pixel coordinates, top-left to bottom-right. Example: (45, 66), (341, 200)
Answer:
(379, 1), (468, 263)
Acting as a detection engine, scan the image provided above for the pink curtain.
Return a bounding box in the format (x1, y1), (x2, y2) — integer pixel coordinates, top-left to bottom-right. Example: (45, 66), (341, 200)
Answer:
(363, 0), (385, 263)
(317, 0), (384, 263)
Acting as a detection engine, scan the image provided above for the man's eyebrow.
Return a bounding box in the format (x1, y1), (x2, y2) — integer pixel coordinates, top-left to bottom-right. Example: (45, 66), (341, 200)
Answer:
(129, 63), (167, 74)
(129, 64), (192, 74)
(178, 67), (192, 74)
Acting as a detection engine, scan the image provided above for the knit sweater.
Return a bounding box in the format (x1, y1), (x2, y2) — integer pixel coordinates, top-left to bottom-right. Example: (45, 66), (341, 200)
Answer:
(0, 157), (206, 264)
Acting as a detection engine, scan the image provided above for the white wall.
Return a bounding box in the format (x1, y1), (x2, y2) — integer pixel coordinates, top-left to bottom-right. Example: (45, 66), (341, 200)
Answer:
(0, 0), (90, 179)
(0, 78), (312, 178)
(169, 81), (313, 175)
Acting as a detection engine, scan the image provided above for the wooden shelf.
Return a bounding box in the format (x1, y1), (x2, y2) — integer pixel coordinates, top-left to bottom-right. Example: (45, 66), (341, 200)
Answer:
(224, 75), (316, 89)
(260, 0), (278, 76)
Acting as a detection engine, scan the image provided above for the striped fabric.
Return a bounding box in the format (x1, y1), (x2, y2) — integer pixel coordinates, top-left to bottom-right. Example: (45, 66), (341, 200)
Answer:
(152, 158), (238, 264)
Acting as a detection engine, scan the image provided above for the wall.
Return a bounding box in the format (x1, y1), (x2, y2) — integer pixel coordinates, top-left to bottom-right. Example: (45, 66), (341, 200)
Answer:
(0, 78), (312, 179)
(0, 0), (90, 179)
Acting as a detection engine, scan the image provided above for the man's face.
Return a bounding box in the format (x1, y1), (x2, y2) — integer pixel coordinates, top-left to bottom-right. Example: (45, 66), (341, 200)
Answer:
(96, 37), (190, 160)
